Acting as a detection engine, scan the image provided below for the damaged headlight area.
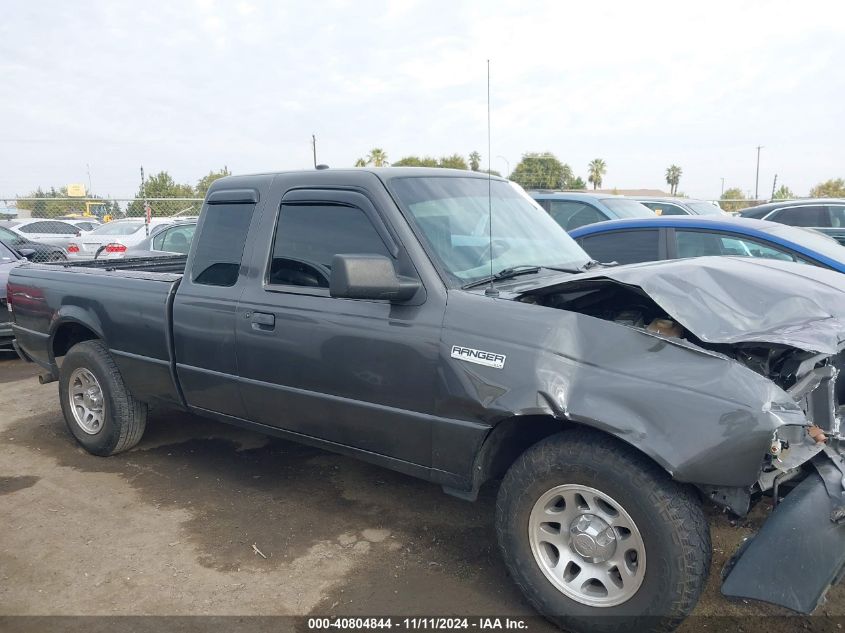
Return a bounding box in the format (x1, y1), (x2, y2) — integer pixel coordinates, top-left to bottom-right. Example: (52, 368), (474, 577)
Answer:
(521, 276), (845, 515)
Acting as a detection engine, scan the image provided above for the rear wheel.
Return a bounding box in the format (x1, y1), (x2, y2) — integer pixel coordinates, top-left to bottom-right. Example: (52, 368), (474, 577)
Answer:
(47, 251), (66, 262)
(58, 340), (147, 456)
(496, 430), (710, 633)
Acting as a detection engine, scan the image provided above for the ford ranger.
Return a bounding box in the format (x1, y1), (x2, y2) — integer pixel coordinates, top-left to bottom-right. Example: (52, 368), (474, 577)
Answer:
(8, 168), (845, 633)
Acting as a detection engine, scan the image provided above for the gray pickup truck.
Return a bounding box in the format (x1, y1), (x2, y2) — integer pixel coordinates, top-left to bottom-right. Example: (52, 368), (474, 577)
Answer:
(8, 168), (845, 633)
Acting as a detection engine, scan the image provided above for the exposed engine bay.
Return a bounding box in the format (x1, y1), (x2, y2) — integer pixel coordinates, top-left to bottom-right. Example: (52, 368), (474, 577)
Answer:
(519, 277), (845, 520)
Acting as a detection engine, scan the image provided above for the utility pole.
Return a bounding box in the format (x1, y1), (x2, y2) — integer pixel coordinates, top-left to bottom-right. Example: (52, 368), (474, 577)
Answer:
(86, 164), (93, 196)
(312, 134), (317, 169)
(141, 166), (151, 237)
(754, 145), (763, 200)
(771, 174), (778, 201)
(720, 177), (725, 197)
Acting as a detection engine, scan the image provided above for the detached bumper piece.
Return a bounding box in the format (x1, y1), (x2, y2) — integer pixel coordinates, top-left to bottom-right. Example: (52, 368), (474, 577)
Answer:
(721, 450), (845, 613)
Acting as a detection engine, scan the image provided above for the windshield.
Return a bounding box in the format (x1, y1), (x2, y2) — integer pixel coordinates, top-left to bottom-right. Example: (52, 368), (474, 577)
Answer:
(0, 240), (18, 261)
(764, 225), (845, 262)
(90, 222), (145, 236)
(390, 176), (590, 285)
(688, 201), (723, 216)
(600, 198), (655, 218)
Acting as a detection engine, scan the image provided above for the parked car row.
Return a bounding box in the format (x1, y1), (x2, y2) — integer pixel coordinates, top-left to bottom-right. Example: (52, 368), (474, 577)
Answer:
(739, 198), (845, 245)
(0, 216), (199, 263)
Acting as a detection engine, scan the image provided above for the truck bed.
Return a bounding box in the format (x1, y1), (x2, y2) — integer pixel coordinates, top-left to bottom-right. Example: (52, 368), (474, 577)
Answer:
(54, 254), (188, 277)
(9, 257), (186, 407)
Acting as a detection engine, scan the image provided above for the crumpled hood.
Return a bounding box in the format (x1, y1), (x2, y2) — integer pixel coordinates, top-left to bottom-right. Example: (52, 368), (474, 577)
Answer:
(522, 256), (845, 354)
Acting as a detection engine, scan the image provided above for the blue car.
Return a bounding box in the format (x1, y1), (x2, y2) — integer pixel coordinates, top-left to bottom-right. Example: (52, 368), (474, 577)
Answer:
(531, 191), (655, 231)
(568, 215), (845, 272)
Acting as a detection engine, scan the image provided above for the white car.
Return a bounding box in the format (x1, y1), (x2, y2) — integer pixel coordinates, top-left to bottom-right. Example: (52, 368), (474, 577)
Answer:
(0, 219), (82, 249)
(66, 218), (175, 260)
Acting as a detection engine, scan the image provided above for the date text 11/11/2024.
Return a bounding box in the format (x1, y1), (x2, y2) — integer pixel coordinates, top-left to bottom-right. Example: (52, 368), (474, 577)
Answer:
(307, 617), (529, 630)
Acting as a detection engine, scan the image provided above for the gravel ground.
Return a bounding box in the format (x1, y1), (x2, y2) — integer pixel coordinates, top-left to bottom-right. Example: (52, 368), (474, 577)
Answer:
(0, 352), (842, 632)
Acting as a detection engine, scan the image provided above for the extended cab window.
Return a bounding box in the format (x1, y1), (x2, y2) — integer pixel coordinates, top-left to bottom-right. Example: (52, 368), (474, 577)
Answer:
(192, 203), (255, 286)
(268, 203), (391, 289)
(577, 230), (660, 264)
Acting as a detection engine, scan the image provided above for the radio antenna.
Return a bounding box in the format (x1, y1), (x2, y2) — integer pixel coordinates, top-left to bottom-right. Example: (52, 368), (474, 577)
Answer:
(484, 59), (499, 298)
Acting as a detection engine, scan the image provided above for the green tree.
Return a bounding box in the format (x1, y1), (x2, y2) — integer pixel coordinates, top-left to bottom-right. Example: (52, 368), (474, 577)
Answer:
(366, 148), (389, 167)
(810, 178), (845, 198)
(773, 184), (794, 200)
(392, 156), (438, 167)
(127, 171), (195, 217)
(665, 165), (682, 196)
(438, 154), (468, 170)
(721, 187), (747, 212)
(16, 187), (121, 219)
(468, 151), (482, 171)
(509, 152), (570, 190)
(354, 158), (367, 167)
(16, 186), (71, 218)
(195, 167), (231, 198)
(587, 158), (607, 190)
(568, 176), (587, 190)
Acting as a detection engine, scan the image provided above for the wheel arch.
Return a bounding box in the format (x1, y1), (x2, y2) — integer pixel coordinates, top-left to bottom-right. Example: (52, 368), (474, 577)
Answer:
(51, 315), (105, 361)
(465, 414), (678, 498)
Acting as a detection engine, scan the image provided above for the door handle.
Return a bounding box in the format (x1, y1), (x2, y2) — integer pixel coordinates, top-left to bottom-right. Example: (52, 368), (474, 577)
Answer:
(251, 312), (275, 331)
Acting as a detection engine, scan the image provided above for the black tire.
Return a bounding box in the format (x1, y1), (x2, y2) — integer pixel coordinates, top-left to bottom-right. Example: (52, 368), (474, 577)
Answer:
(48, 251), (66, 262)
(496, 430), (710, 633)
(58, 340), (147, 456)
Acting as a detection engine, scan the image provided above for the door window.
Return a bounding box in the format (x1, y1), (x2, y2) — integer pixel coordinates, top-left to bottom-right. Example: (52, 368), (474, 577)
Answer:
(154, 225), (196, 253)
(827, 205), (845, 228)
(19, 221), (77, 234)
(577, 230), (660, 264)
(547, 200), (608, 230)
(771, 205), (828, 227)
(675, 230), (796, 261)
(268, 204), (391, 289)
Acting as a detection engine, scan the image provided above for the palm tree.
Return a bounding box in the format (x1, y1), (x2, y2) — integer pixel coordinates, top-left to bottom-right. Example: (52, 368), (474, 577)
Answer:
(366, 148), (389, 167)
(353, 158), (367, 167)
(665, 165), (683, 195)
(468, 151), (482, 171)
(587, 159), (606, 190)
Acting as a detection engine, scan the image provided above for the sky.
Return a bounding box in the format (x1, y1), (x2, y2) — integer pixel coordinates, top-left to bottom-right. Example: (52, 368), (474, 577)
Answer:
(1, 0), (844, 200)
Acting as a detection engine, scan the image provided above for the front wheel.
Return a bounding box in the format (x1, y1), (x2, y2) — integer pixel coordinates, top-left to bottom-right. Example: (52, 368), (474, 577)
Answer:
(58, 340), (147, 456)
(496, 430), (710, 633)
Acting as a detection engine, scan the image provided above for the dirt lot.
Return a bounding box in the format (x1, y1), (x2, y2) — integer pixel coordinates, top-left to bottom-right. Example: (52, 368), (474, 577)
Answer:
(0, 352), (842, 631)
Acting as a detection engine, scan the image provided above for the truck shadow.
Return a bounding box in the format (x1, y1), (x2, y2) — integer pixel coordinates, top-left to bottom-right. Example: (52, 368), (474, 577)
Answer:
(8, 405), (543, 618)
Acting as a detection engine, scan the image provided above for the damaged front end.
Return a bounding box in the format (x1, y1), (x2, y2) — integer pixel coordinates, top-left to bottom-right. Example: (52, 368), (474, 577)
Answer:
(514, 257), (845, 613)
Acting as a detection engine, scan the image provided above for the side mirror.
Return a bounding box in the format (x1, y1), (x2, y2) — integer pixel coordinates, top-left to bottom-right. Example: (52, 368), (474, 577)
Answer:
(17, 248), (36, 260)
(330, 254), (420, 302)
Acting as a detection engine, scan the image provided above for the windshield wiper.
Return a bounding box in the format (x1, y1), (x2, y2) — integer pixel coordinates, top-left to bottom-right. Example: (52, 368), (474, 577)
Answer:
(547, 259), (604, 273)
(462, 265), (541, 289)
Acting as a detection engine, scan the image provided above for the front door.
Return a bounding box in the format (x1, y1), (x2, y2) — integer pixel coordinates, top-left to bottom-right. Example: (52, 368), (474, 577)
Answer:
(235, 187), (443, 468)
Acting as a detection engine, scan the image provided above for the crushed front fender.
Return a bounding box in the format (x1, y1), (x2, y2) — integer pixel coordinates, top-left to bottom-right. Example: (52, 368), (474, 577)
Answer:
(721, 450), (845, 613)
